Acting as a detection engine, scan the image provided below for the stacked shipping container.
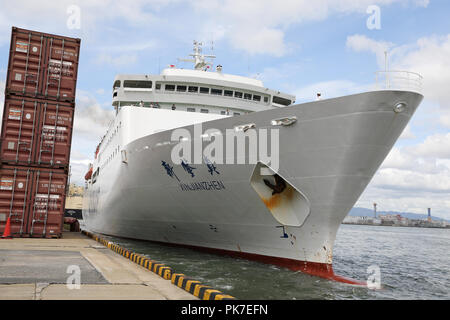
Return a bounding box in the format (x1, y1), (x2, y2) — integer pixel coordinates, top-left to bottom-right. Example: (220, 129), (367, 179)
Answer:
(5, 27), (80, 102)
(0, 27), (80, 238)
(1, 97), (75, 167)
(0, 166), (68, 237)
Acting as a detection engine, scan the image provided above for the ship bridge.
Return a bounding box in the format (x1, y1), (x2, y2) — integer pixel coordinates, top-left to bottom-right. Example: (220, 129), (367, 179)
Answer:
(111, 41), (295, 116)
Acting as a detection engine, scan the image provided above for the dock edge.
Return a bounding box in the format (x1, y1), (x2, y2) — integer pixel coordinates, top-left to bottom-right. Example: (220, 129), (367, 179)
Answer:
(81, 230), (236, 300)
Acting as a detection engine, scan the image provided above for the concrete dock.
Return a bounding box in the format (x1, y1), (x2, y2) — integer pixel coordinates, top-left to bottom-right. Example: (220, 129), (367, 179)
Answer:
(0, 232), (197, 300)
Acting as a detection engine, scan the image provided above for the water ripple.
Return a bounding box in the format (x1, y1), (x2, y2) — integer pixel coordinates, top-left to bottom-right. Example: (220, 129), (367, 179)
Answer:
(100, 224), (449, 299)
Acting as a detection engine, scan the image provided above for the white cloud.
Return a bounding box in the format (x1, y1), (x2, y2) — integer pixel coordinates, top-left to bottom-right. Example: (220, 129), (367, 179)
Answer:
(0, 0), (177, 47)
(249, 62), (308, 92)
(414, 0), (430, 7)
(375, 167), (450, 192)
(69, 160), (91, 185)
(294, 79), (370, 102)
(93, 41), (158, 53)
(346, 33), (450, 112)
(70, 158), (92, 166)
(399, 125), (416, 140)
(74, 90), (115, 139)
(345, 33), (450, 218)
(190, 0), (426, 56)
(70, 149), (91, 162)
(94, 53), (138, 67)
(91, 40), (159, 67)
(231, 27), (287, 57)
(68, 91), (115, 184)
(439, 112), (450, 128)
(0, 0), (429, 57)
(346, 34), (394, 68)
(356, 132), (450, 218)
(407, 133), (450, 159)
(394, 35), (450, 110)
(87, 41), (160, 69)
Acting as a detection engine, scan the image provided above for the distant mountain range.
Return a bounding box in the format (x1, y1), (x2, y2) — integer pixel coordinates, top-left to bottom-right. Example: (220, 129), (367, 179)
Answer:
(349, 207), (449, 222)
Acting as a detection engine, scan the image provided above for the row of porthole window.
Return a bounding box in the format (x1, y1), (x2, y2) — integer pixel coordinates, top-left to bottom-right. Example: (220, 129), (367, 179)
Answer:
(114, 80), (292, 106)
(158, 83), (268, 104)
(185, 107), (240, 115)
(120, 101), (243, 116)
(113, 80), (269, 104)
(99, 121), (122, 163)
(100, 145), (120, 171)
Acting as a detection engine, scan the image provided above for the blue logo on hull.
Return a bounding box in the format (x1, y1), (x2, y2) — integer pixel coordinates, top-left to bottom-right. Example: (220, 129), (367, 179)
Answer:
(162, 160), (180, 181)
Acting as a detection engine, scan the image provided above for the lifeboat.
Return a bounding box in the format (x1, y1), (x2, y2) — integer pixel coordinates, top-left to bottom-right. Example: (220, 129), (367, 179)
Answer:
(95, 144), (100, 159)
(84, 167), (93, 180)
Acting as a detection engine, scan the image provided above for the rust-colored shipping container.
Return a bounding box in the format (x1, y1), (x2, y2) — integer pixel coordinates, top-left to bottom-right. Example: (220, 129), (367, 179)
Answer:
(0, 97), (74, 168)
(0, 97), (39, 165)
(26, 167), (68, 238)
(0, 166), (33, 236)
(0, 165), (67, 238)
(5, 27), (80, 103)
(41, 34), (80, 102)
(35, 99), (74, 167)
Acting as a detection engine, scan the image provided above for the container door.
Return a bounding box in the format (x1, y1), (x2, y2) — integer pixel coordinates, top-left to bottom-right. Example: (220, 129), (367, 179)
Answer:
(42, 36), (80, 102)
(27, 169), (67, 238)
(6, 28), (45, 98)
(0, 98), (39, 165)
(0, 167), (33, 237)
(35, 101), (74, 168)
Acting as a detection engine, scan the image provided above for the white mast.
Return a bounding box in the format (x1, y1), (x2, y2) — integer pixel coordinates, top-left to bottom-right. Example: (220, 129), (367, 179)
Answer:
(178, 40), (216, 71)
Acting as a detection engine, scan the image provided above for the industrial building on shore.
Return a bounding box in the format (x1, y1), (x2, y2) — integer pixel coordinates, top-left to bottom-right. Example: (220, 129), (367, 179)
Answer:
(343, 212), (449, 229)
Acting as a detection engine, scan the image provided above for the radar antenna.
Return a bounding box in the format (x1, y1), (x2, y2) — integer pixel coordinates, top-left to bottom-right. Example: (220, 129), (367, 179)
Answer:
(177, 40), (216, 71)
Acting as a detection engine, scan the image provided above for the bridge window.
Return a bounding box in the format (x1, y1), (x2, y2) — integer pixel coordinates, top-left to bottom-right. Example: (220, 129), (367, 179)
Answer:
(177, 85), (187, 92)
(211, 88), (222, 95)
(201, 109), (209, 113)
(200, 87), (210, 94)
(124, 80), (152, 88)
(187, 107), (196, 112)
(244, 93), (252, 100)
(155, 83), (161, 90)
(273, 96), (291, 106)
(165, 84), (175, 91)
(224, 90), (233, 97)
(188, 86), (198, 93)
(113, 80), (121, 89)
(253, 95), (261, 102)
(234, 91), (243, 98)
(264, 96), (269, 103)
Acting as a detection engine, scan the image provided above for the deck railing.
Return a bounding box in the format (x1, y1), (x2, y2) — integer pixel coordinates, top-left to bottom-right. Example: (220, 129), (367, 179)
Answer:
(374, 70), (423, 93)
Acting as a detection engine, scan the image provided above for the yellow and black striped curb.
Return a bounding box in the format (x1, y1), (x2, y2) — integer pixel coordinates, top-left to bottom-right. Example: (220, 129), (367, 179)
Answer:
(81, 230), (236, 300)
(171, 273), (235, 300)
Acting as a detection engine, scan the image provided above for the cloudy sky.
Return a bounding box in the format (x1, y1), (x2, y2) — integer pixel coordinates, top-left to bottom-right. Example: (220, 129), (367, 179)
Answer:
(0, 0), (449, 219)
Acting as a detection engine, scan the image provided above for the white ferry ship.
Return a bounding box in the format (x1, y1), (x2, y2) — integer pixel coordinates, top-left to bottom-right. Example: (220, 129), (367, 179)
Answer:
(82, 41), (423, 283)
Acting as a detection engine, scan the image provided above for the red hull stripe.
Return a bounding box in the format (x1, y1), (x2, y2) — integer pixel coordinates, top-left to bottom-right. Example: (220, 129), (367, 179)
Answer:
(83, 230), (366, 286)
(147, 240), (367, 286)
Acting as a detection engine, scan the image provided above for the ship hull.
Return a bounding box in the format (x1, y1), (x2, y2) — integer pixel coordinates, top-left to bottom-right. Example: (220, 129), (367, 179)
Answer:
(83, 90), (423, 282)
